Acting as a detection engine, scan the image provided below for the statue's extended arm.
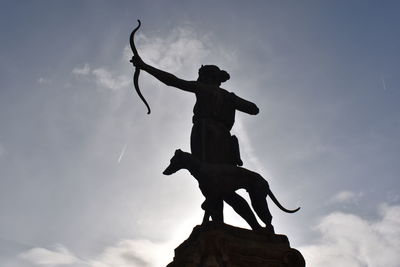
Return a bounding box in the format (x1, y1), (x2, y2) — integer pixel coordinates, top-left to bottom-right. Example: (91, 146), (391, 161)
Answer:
(232, 93), (259, 115)
(131, 56), (197, 93)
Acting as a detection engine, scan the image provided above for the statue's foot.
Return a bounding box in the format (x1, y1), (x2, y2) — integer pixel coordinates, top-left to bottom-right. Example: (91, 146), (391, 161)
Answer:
(237, 159), (243, 166)
(264, 224), (275, 234)
(255, 224), (275, 234)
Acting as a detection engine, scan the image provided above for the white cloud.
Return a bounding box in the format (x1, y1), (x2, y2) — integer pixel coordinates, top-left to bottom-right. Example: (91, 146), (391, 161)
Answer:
(299, 204), (400, 267)
(88, 239), (172, 267)
(19, 244), (79, 266)
(91, 68), (130, 90)
(72, 26), (214, 93)
(72, 64), (90, 75)
(73, 25), (236, 93)
(37, 77), (52, 84)
(128, 26), (232, 77)
(19, 239), (174, 267)
(17, 216), (203, 267)
(72, 63), (130, 90)
(330, 190), (364, 204)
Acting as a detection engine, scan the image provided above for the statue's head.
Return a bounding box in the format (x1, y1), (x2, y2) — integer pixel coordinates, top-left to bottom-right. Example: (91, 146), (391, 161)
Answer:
(197, 65), (230, 86)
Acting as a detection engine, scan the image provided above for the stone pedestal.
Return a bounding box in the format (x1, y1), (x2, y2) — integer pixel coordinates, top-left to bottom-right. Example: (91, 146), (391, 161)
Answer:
(167, 222), (305, 267)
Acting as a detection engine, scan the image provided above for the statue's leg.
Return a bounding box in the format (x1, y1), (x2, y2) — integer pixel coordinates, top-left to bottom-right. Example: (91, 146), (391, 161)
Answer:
(202, 197), (224, 223)
(201, 200), (210, 223)
(249, 192), (273, 227)
(210, 199), (224, 222)
(202, 210), (209, 224)
(224, 193), (262, 230)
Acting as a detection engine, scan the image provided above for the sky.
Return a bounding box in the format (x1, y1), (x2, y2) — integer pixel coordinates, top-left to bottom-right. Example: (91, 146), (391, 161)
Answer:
(0, 0), (399, 266)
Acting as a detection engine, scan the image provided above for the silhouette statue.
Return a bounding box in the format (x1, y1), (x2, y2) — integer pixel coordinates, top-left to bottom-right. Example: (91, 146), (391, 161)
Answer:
(129, 22), (299, 233)
(163, 149), (300, 231)
(130, 55), (266, 228)
(129, 21), (305, 267)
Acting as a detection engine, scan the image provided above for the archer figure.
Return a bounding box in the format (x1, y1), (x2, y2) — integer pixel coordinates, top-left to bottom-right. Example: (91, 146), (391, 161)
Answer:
(130, 55), (267, 229)
(130, 57), (259, 165)
(129, 20), (259, 166)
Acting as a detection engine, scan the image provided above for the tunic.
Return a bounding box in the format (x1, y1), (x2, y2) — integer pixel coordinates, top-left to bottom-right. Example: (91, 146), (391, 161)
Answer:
(191, 86), (256, 165)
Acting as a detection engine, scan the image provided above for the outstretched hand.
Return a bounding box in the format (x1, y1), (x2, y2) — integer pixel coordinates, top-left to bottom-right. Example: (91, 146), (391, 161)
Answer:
(130, 55), (145, 69)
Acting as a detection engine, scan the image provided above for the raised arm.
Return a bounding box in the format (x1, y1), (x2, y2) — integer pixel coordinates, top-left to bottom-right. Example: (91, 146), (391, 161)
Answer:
(131, 56), (197, 93)
(232, 93), (259, 115)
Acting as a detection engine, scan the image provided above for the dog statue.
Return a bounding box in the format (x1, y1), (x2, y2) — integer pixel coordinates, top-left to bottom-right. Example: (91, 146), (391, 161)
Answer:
(163, 149), (300, 232)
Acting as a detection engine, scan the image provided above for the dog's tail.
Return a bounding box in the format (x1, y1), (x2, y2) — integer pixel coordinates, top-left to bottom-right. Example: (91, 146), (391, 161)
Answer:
(268, 188), (300, 213)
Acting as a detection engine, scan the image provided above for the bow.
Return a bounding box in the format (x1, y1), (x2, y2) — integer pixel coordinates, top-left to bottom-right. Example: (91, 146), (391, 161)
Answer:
(129, 19), (151, 114)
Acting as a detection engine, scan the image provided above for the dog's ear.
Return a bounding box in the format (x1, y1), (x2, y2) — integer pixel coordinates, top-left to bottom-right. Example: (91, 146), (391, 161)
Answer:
(175, 149), (182, 154)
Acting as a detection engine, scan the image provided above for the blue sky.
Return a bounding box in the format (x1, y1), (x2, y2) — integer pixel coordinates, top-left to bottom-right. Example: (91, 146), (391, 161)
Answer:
(1, 1), (399, 266)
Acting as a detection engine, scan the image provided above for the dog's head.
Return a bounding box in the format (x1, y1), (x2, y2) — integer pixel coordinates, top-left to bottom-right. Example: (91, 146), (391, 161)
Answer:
(163, 149), (186, 175)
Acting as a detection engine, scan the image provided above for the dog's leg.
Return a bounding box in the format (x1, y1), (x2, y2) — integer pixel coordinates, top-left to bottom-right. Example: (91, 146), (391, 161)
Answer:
(225, 193), (262, 230)
(249, 192), (273, 232)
